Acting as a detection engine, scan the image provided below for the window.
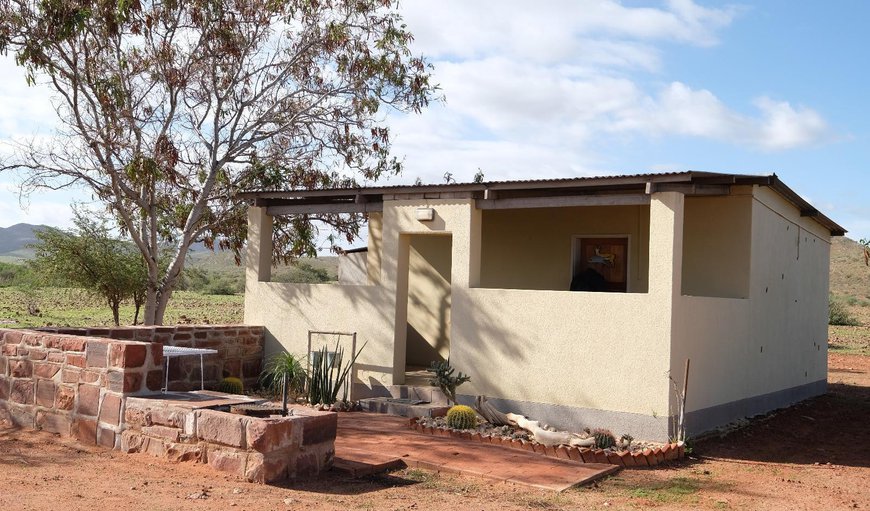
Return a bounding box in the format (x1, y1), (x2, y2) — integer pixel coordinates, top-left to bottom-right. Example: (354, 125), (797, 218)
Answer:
(571, 236), (629, 292)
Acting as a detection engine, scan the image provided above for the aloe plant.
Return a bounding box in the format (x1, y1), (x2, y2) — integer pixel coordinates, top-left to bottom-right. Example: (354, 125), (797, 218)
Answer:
(307, 341), (366, 405)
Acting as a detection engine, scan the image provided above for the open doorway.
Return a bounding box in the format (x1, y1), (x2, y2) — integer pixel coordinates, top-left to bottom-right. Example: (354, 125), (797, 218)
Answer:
(403, 234), (452, 385)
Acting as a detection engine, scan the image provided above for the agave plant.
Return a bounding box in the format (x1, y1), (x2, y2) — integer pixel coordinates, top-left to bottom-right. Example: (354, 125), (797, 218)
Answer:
(307, 341), (367, 406)
(260, 352), (306, 416)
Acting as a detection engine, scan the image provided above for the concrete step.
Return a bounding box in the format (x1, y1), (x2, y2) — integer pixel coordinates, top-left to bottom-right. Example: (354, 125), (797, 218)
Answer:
(359, 397), (450, 418)
(332, 447), (406, 478)
(383, 385), (450, 406)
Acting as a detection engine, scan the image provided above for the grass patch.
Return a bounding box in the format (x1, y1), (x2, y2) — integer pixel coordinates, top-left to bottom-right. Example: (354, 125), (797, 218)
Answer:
(627, 477), (700, 503)
(828, 325), (870, 356)
(0, 286), (243, 327)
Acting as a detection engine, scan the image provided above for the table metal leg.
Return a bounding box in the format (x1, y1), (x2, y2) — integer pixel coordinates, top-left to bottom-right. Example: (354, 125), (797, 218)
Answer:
(164, 357), (169, 393)
(200, 354), (205, 390)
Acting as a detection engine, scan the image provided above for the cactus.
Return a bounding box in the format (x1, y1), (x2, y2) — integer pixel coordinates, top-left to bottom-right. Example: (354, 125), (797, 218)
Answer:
(218, 376), (244, 395)
(592, 428), (616, 449)
(445, 405), (477, 430)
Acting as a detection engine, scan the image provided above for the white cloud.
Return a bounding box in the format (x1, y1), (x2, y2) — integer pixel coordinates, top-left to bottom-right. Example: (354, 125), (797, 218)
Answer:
(386, 1), (833, 184)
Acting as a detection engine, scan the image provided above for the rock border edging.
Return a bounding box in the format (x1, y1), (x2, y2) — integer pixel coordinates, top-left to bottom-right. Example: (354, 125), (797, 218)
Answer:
(409, 419), (685, 468)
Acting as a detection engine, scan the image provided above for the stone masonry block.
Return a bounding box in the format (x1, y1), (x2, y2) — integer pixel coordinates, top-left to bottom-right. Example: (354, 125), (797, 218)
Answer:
(196, 410), (245, 448)
(85, 341), (108, 368)
(10, 379), (34, 404)
(206, 447), (247, 478)
(33, 362), (61, 379)
(301, 412), (338, 446)
(99, 393), (122, 426)
(77, 384), (101, 416)
(142, 425), (181, 442)
(55, 385), (75, 410)
(97, 426), (116, 449)
(65, 354), (87, 368)
(36, 379), (56, 407)
(146, 370), (163, 391)
(10, 360), (32, 378)
(74, 418), (98, 445)
(0, 376), (9, 401)
(36, 410), (71, 435)
(2, 330), (25, 345)
(246, 418), (297, 453)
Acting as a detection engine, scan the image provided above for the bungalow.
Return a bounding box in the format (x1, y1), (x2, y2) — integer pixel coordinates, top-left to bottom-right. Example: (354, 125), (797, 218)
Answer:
(241, 172), (844, 441)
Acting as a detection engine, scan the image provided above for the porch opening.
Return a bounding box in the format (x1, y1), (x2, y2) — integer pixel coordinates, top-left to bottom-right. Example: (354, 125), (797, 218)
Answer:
(404, 234), (452, 377)
(476, 205), (650, 293)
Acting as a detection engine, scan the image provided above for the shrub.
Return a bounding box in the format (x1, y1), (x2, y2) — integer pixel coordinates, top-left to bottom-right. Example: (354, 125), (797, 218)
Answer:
(445, 405), (477, 430)
(829, 298), (859, 326)
(307, 341), (367, 405)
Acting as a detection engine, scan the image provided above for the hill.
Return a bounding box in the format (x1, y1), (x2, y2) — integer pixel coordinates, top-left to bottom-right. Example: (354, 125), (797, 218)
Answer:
(0, 223), (51, 261)
(830, 236), (870, 324)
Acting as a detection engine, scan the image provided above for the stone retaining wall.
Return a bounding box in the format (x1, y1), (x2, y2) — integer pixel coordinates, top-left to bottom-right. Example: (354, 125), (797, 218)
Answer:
(122, 399), (336, 482)
(0, 328), (163, 449)
(37, 325), (264, 391)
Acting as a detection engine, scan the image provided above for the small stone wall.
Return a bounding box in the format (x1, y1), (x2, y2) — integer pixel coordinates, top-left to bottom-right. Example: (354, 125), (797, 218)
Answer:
(122, 398), (336, 482)
(38, 325), (264, 391)
(0, 328), (163, 449)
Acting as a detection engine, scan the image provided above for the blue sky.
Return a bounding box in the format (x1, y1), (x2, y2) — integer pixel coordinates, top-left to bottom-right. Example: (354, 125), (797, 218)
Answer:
(1, 0), (868, 239)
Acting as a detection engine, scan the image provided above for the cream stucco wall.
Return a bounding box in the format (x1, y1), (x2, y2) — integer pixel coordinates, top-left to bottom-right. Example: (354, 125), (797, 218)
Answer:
(682, 192), (752, 298)
(479, 206), (651, 292)
(670, 186), (830, 430)
(338, 252), (368, 285)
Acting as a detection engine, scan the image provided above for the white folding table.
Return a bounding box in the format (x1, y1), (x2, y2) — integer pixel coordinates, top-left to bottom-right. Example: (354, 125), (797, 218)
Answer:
(162, 346), (219, 392)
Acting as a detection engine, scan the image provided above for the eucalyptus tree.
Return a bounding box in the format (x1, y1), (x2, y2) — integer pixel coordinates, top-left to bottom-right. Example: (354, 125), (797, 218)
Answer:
(0, 0), (437, 324)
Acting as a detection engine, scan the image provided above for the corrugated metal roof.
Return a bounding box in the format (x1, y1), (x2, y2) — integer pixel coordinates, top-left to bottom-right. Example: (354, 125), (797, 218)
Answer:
(238, 171), (845, 236)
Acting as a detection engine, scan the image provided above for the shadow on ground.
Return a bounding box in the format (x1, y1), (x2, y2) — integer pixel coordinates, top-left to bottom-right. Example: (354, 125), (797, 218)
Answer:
(694, 383), (870, 468)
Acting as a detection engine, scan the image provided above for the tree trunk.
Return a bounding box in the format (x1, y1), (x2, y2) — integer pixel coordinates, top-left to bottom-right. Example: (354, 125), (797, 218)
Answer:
(110, 300), (120, 327)
(133, 301), (141, 326)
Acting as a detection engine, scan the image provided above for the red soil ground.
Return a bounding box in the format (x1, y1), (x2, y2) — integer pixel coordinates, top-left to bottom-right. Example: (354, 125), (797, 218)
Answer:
(1, 353), (867, 511)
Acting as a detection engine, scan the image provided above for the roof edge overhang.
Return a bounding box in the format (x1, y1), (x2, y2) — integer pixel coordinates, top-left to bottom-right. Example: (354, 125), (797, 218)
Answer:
(239, 171), (846, 236)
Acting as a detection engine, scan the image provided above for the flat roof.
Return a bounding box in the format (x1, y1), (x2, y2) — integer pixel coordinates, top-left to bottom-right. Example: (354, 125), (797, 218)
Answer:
(239, 171), (845, 236)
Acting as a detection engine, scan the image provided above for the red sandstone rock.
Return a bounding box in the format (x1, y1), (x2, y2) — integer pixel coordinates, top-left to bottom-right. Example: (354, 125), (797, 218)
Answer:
(33, 362), (60, 379)
(301, 412), (337, 446)
(606, 452), (625, 467)
(36, 379), (56, 407)
(65, 354), (87, 368)
(85, 341), (108, 368)
(11, 379), (34, 404)
(247, 419), (296, 453)
(55, 385), (75, 410)
(143, 425), (181, 442)
(206, 446), (247, 477)
(77, 384), (101, 416)
(62, 369), (80, 384)
(74, 418), (98, 445)
(99, 393), (123, 426)
(578, 448), (594, 463)
(97, 426), (116, 449)
(197, 410), (246, 448)
(10, 360), (32, 378)
(36, 410), (71, 435)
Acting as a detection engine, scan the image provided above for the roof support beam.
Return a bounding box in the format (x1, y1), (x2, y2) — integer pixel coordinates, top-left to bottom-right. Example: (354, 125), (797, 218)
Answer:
(476, 193), (650, 210)
(267, 202), (383, 216)
(645, 183), (730, 196)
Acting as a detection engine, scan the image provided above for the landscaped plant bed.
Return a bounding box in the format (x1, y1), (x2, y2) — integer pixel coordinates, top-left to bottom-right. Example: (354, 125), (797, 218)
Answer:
(410, 417), (685, 468)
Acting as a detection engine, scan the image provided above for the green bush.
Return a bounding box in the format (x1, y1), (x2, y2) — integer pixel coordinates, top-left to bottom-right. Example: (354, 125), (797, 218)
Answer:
(829, 298), (859, 326)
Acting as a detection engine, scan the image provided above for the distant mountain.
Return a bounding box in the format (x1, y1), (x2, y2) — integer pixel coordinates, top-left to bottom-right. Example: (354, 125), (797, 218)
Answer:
(0, 223), (52, 261)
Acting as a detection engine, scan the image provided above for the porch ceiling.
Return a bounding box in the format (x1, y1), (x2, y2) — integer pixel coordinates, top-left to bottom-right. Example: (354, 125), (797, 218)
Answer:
(238, 171), (846, 236)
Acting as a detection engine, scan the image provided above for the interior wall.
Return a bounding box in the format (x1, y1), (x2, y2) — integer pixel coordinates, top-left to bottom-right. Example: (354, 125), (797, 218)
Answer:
(681, 194), (752, 298)
(478, 205), (650, 292)
(405, 235), (452, 367)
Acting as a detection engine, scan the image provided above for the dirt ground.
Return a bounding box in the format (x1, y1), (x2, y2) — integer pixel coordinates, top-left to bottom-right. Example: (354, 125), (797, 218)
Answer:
(1, 353), (867, 511)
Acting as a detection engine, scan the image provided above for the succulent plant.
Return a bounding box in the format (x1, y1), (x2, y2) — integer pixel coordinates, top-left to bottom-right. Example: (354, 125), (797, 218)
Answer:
(446, 405), (477, 430)
(592, 428), (616, 449)
(217, 376), (244, 395)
